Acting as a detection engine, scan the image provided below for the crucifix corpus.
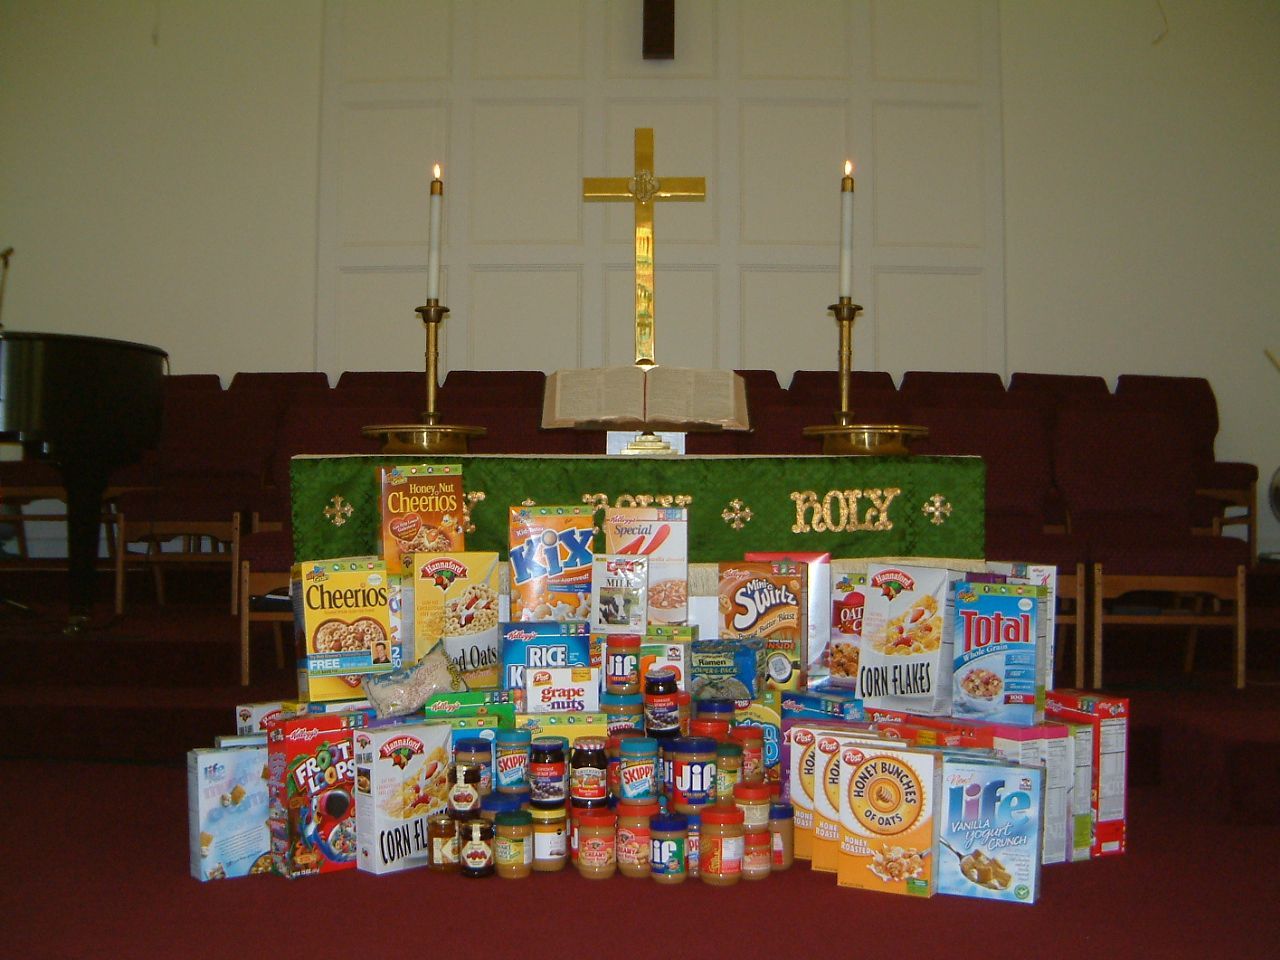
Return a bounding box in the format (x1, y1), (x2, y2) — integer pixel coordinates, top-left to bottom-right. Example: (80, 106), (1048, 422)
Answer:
(583, 128), (706, 367)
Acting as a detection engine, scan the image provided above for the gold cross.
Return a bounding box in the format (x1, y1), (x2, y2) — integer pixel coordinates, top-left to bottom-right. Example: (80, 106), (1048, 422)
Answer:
(922, 494), (953, 526)
(323, 495), (353, 527)
(583, 128), (706, 367)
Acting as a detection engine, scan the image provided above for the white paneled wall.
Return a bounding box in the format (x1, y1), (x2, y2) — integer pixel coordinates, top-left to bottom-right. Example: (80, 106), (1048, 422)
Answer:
(317, 0), (1003, 385)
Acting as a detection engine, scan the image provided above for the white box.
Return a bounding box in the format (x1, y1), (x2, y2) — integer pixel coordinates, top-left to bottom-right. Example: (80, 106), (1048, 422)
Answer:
(187, 747), (271, 881)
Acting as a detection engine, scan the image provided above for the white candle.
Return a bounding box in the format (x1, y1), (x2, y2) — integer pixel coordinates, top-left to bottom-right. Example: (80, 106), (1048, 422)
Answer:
(839, 160), (854, 299)
(427, 163), (443, 301)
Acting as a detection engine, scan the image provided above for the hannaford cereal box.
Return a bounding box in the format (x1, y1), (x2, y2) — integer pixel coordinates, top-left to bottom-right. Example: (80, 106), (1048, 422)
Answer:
(509, 505), (594, 622)
(717, 560), (807, 691)
(858, 564), (960, 716)
(414, 552), (502, 689)
(733, 692), (782, 788)
(937, 758), (1044, 904)
(826, 573), (866, 691)
(952, 582), (1047, 726)
(837, 741), (941, 896)
(187, 746), (271, 881)
(1046, 690), (1128, 857)
(590, 554), (648, 634)
(236, 701), (289, 736)
(354, 721), (452, 874)
(266, 712), (363, 878)
(602, 507), (688, 624)
(501, 621), (592, 710)
(641, 624), (695, 692)
(524, 666), (601, 714)
(746, 551), (830, 683)
(293, 557), (397, 680)
(379, 463), (465, 577)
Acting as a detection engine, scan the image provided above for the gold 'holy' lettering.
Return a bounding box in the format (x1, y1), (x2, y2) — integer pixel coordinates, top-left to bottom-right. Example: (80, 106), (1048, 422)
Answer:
(791, 488), (901, 534)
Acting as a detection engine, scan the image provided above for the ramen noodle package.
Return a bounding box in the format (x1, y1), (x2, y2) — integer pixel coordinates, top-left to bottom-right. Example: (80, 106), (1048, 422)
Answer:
(414, 552), (502, 689)
(690, 637), (765, 701)
(837, 741), (941, 896)
(379, 463), (465, 577)
(509, 505), (594, 622)
(857, 564), (959, 716)
(602, 507), (688, 624)
(590, 554), (648, 634)
(501, 621), (592, 709)
(293, 557), (397, 680)
(266, 713), (362, 878)
(952, 582), (1047, 726)
(746, 551), (830, 683)
(718, 560), (807, 691)
(354, 721), (452, 874)
(187, 746), (271, 881)
(937, 759), (1044, 904)
(826, 574), (866, 691)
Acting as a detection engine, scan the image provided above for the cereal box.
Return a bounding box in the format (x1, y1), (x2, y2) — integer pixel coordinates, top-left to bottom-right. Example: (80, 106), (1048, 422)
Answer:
(718, 560), (807, 691)
(937, 759), (1044, 904)
(379, 463), (465, 577)
(826, 573), (866, 690)
(1063, 721), (1095, 861)
(837, 741), (941, 896)
(266, 713), (362, 878)
(293, 557), (397, 679)
(952, 582), (1047, 726)
(641, 625), (694, 692)
(236, 701), (289, 736)
(1046, 690), (1128, 857)
(524, 666), (601, 714)
(590, 554), (648, 634)
(812, 729), (888, 872)
(746, 551), (831, 683)
(414, 552), (502, 689)
(354, 721), (452, 874)
(501, 621), (592, 709)
(781, 686), (866, 723)
(514, 711), (610, 744)
(784, 719), (878, 861)
(187, 746), (271, 881)
(986, 562), (1058, 690)
(509, 505), (594, 622)
(858, 564), (959, 716)
(733, 692), (782, 788)
(603, 507), (688, 624)
(690, 637), (765, 700)
(297, 671), (375, 704)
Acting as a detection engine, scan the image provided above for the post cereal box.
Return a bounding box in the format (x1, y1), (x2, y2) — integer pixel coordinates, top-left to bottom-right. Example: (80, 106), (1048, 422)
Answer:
(858, 564), (959, 716)
(826, 573), (866, 690)
(414, 552), (502, 689)
(746, 551), (831, 683)
(718, 560), (807, 691)
(937, 759), (1044, 904)
(1046, 690), (1129, 857)
(266, 713), (362, 878)
(603, 507), (689, 624)
(952, 582), (1047, 726)
(509, 505), (594, 622)
(837, 742), (941, 896)
(811, 729), (887, 872)
(293, 557), (397, 678)
(524, 666), (601, 714)
(501, 621), (592, 709)
(379, 463), (465, 577)
(354, 721), (452, 874)
(187, 747), (271, 881)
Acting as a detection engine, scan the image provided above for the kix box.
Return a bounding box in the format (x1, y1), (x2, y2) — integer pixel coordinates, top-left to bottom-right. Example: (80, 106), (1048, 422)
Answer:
(509, 505), (594, 623)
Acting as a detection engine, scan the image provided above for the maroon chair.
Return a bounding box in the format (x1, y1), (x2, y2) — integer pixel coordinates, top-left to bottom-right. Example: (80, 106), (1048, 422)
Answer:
(787, 370), (896, 407)
(899, 370), (1006, 407)
(439, 369), (547, 408)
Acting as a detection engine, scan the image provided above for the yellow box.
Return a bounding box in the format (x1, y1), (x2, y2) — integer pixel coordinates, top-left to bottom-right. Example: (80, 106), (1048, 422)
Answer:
(413, 552), (502, 689)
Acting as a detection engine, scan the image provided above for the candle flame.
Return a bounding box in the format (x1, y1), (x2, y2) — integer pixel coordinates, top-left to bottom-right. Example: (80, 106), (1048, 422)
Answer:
(433, 164), (441, 180)
(844, 160), (853, 176)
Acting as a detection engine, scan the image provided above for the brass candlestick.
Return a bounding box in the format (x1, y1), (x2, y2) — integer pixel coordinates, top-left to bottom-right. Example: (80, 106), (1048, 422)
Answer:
(362, 300), (486, 454)
(802, 298), (927, 455)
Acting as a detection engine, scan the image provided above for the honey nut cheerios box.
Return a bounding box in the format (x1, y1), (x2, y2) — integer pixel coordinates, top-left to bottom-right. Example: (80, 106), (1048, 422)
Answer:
(414, 552), (502, 690)
(379, 463), (465, 578)
(293, 557), (398, 683)
(602, 507), (688, 625)
(718, 560), (807, 691)
(354, 721), (452, 875)
(509, 505), (595, 623)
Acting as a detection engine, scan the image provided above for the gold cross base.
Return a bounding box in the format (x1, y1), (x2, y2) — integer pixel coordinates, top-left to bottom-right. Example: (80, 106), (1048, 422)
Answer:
(361, 423), (487, 455)
(802, 423), (929, 456)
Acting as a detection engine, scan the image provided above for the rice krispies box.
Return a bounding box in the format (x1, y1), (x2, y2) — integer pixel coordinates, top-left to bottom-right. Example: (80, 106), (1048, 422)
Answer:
(266, 713), (363, 878)
(187, 746), (271, 881)
(501, 621), (592, 710)
(952, 582), (1047, 726)
(354, 721), (452, 875)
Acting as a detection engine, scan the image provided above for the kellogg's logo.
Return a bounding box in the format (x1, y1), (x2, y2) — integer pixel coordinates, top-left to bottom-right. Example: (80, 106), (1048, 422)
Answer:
(870, 569), (914, 599)
(286, 726), (325, 742)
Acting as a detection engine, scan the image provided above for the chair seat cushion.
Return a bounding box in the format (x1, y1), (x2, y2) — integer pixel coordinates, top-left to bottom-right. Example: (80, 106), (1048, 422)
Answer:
(240, 529), (294, 571)
(1090, 531), (1248, 577)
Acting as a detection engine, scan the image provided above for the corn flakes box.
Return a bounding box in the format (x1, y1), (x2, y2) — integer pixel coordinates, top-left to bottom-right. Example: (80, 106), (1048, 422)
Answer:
(937, 759), (1044, 904)
(501, 621), (592, 709)
(187, 746), (272, 881)
(509, 505), (594, 622)
(718, 560), (807, 691)
(603, 507), (688, 624)
(952, 582), (1047, 726)
(746, 551), (831, 683)
(293, 557), (397, 679)
(837, 742), (941, 896)
(826, 573), (866, 690)
(858, 564), (959, 716)
(354, 722), (452, 875)
(379, 463), (465, 577)
(414, 552), (502, 689)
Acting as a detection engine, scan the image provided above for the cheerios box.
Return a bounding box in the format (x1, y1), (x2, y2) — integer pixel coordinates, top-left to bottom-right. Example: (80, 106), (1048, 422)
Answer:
(379, 463), (465, 577)
(414, 552), (502, 689)
(187, 746), (271, 881)
(292, 557), (398, 679)
(501, 621), (592, 710)
(354, 721), (452, 875)
(952, 582), (1048, 727)
(603, 506), (688, 624)
(509, 505), (594, 623)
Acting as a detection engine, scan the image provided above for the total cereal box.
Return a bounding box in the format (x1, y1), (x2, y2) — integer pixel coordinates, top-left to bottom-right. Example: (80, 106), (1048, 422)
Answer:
(508, 505), (594, 623)
(837, 742), (941, 896)
(1046, 690), (1128, 857)
(187, 746), (271, 881)
(379, 463), (465, 577)
(602, 506), (689, 624)
(936, 759), (1044, 904)
(414, 552), (502, 689)
(354, 721), (452, 874)
(718, 560), (807, 691)
(952, 582), (1047, 726)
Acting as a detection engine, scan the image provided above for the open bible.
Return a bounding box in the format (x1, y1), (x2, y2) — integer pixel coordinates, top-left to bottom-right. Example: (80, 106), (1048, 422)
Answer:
(541, 366), (750, 432)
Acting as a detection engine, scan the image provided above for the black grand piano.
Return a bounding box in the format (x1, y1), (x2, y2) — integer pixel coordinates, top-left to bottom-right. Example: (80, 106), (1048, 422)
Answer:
(0, 331), (167, 620)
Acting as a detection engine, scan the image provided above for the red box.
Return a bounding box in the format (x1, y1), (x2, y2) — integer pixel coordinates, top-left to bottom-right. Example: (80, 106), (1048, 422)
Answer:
(1046, 690), (1129, 857)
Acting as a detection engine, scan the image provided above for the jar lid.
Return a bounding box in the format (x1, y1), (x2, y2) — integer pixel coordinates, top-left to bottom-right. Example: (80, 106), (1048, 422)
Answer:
(454, 736), (491, 753)
(572, 736), (607, 751)
(575, 810), (618, 827)
(619, 737), (659, 756)
(531, 736), (568, 750)
(600, 692), (644, 707)
(700, 808), (745, 825)
(495, 810), (533, 827)
(530, 806), (567, 822)
(650, 813), (688, 832)
(670, 736), (717, 754)
(645, 666), (677, 681)
(695, 699), (736, 717)
(480, 793), (523, 813)
(495, 729), (532, 745)
(734, 782), (772, 800)
(606, 634), (642, 648)
(730, 726), (764, 744)
(617, 801), (661, 818)
(716, 742), (743, 757)
(689, 719), (730, 738)
(769, 802), (794, 819)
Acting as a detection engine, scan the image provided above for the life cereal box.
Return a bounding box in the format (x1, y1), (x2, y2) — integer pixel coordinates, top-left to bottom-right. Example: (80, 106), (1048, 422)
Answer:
(837, 741), (941, 896)
(501, 621), (592, 710)
(266, 713), (363, 878)
(414, 552), (502, 689)
(354, 721), (452, 875)
(858, 564), (959, 716)
(509, 505), (594, 622)
(937, 759), (1045, 904)
(187, 746), (271, 881)
(603, 507), (688, 624)
(717, 560), (807, 691)
(746, 551), (831, 683)
(293, 557), (397, 679)
(379, 463), (465, 577)
(952, 582), (1047, 726)
(590, 554), (648, 634)
(826, 573), (866, 691)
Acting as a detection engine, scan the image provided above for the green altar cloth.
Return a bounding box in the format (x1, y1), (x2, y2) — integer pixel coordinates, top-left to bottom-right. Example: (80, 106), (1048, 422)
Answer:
(290, 454), (984, 562)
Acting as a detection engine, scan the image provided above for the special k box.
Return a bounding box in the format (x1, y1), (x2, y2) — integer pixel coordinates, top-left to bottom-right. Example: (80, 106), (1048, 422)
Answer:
(837, 742), (941, 897)
(603, 507), (689, 624)
(509, 505), (594, 622)
(1046, 690), (1129, 857)
(379, 463), (465, 577)
(718, 560), (807, 691)
(354, 721), (452, 875)
(293, 557), (397, 678)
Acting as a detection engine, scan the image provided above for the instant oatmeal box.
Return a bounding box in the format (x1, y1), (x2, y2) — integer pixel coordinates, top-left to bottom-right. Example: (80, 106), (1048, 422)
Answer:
(379, 463), (465, 577)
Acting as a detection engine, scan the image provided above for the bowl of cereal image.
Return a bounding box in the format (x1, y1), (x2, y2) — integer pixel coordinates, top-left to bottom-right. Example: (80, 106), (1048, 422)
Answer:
(441, 583), (502, 687)
(647, 578), (688, 623)
(954, 666), (1005, 714)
